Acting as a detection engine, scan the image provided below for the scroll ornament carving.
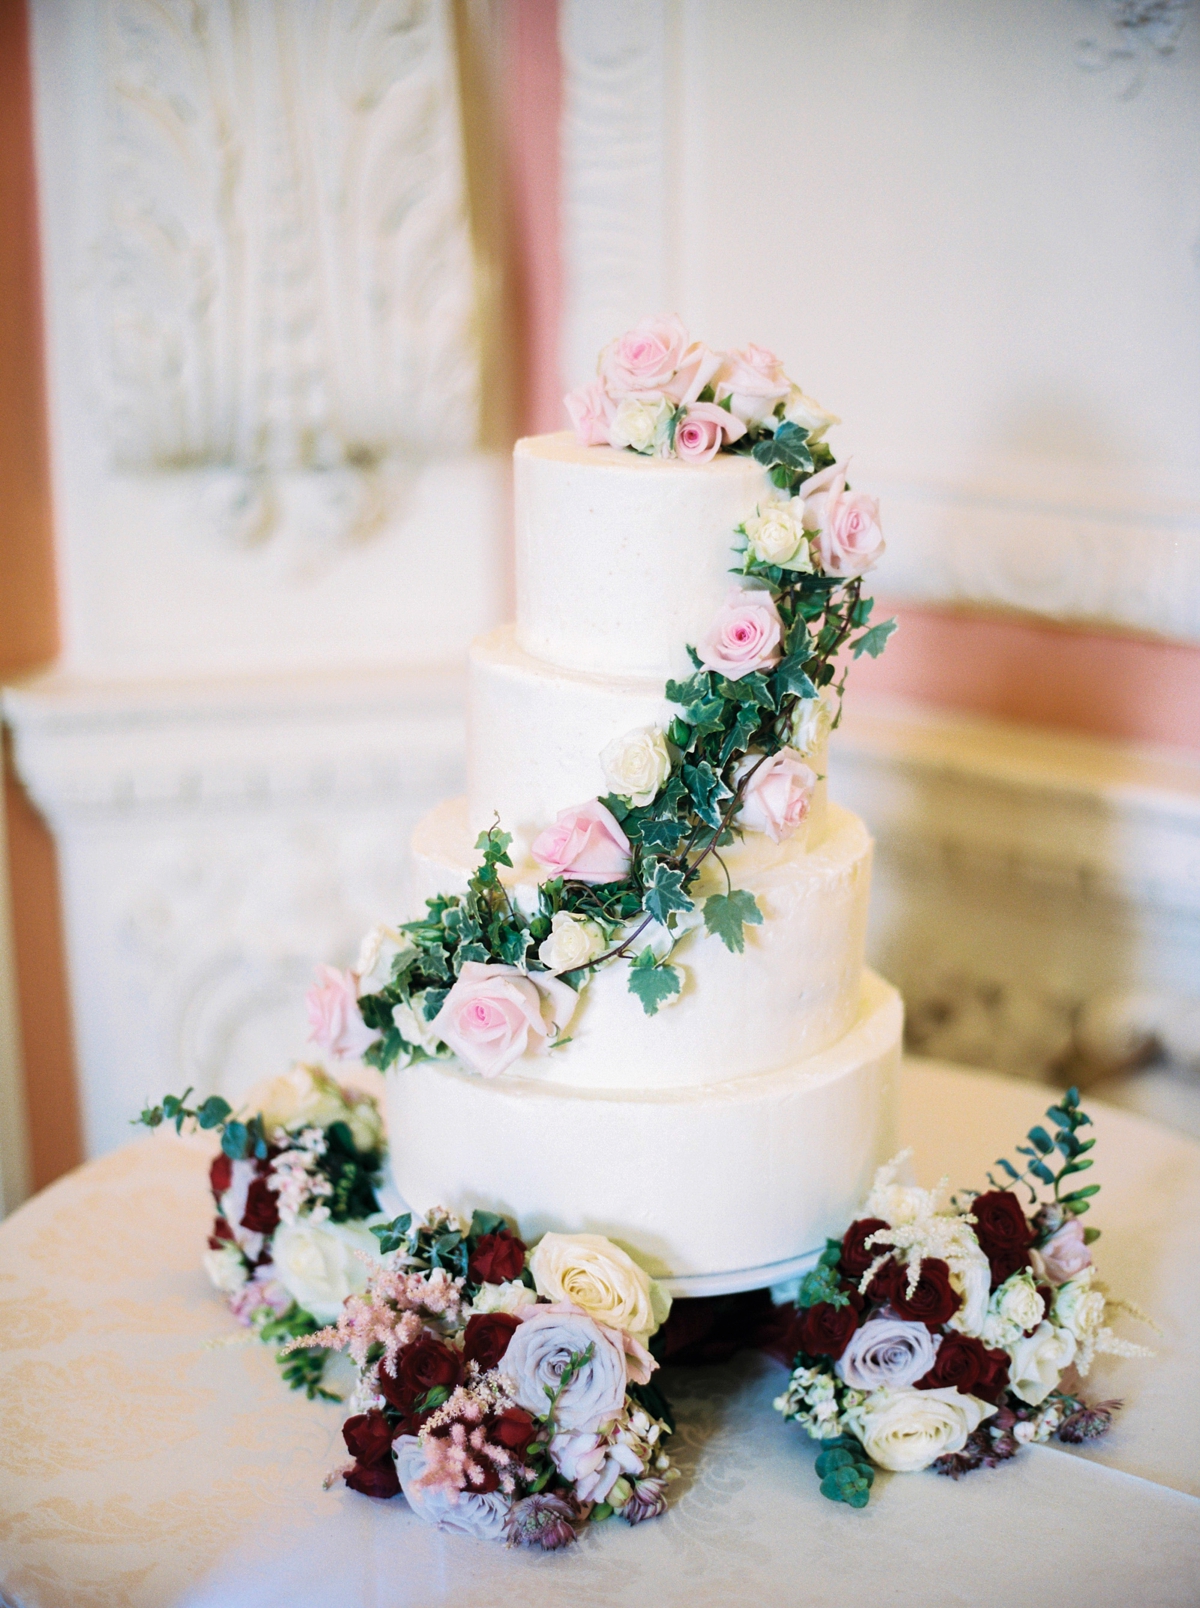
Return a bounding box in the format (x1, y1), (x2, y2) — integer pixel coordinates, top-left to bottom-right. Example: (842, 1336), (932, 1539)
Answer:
(1076, 0), (1193, 96)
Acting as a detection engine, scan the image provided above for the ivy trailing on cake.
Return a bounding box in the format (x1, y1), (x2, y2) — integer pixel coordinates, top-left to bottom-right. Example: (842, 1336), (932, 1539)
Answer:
(773, 1088), (1153, 1507)
(307, 318), (897, 1082)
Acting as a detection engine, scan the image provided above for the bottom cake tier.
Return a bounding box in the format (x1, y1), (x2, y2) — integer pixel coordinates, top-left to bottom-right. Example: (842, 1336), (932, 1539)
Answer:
(386, 969), (902, 1298)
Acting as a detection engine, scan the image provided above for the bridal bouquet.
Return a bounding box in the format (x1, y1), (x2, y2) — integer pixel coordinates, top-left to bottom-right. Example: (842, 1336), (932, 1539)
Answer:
(774, 1088), (1152, 1506)
(136, 1065), (386, 1398)
(288, 1210), (677, 1549)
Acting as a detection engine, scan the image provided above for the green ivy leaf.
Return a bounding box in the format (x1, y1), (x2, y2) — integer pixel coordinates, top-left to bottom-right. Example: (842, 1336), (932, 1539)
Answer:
(702, 889), (763, 953)
(752, 420), (814, 474)
(640, 816), (688, 853)
(716, 671), (775, 711)
(627, 950), (682, 1016)
(682, 695), (728, 748)
(681, 761), (733, 829)
(851, 618), (898, 659)
(719, 703), (762, 766)
(497, 925), (529, 968)
(774, 655), (819, 701)
(643, 863), (694, 925)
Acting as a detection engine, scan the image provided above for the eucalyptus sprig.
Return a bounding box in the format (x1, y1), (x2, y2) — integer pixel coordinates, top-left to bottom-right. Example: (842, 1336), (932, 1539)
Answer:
(986, 1085), (1100, 1230)
(134, 1087), (269, 1162)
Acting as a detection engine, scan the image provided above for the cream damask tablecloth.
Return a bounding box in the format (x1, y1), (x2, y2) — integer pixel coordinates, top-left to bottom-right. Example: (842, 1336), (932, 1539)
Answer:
(1, 1060), (1198, 1608)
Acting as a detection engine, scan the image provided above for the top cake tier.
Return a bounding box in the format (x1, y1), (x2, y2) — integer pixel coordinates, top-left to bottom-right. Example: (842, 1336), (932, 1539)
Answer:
(514, 432), (777, 679)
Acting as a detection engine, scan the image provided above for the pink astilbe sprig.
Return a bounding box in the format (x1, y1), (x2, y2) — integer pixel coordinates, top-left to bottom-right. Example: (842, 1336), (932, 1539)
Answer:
(417, 1375), (534, 1499)
(280, 1263), (464, 1374)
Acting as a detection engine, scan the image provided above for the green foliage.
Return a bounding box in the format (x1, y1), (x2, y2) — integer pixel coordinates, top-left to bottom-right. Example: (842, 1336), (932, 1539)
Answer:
(814, 1437), (875, 1508)
(369, 1206), (523, 1301)
(795, 1240), (848, 1310)
(642, 862), (694, 925)
(261, 1305), (342, 1402)
(627, 949), (682, 1016)
(702, 889), (763, 954)
(133, 1088), (269, 1161)
(987, 1086), (1098, 1214)
(850, 618), (898, 659)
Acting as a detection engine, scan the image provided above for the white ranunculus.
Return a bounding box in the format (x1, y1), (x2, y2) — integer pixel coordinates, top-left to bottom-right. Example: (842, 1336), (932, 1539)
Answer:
(271, 1216), (380, 1322)
(529, 1232), (670, 1345)
(537, 911), (607, 975)
(355, 923), (413, 995)
(846, 1387), (996, 1474)
(466, 1279), (540, 1317)
(783, 385), (841, 442)
(835, 1317), (940, 1392)
(600, 725), (673, 807)
(248, 1063), (350, 1141)
(790, 688), (835, 758)
(742, 499), (810, 569)
(392, 996), (446, 1057)
(1007, 1320), (1077, 1406)
(393, 1436), (511, 1540)
(609, 394), (672, 454)
(1052, 1271), (1107, 1349)
(202, 1243), (249, 1294)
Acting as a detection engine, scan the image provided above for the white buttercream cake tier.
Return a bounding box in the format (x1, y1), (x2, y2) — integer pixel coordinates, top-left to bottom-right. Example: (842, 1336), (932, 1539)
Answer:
(412, 796), (870, 1091)
(386, 968), (901, 1293)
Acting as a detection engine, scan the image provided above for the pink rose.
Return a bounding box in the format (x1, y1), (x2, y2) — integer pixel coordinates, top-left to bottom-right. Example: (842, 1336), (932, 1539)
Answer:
(564, 378), (616, 446)
(800, 462), (884, 578)
(664, 341), (723, 406)
(305, 964), (380, 1061)
(673, 402), (746, 462)
(598, 314), (690, 396)
(734, 749), (817, 842)
(1035, 1220), (1093, 1286)
(430, 962), (578, 1078)
(697, 587), (783, 680)
(715, 343), (791, 428)
(531, 800), (632, 884)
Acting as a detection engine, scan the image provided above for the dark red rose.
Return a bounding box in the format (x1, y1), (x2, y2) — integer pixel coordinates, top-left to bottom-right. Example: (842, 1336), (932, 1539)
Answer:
(915, 1332), (1010, 1403)
(209, 1153), (233, 1199)
(345, 1458), (400, 1500)
(468, 1229), (527, 1286)
(343, 1409), (395, 1467)
(840, 1217), (891, 1281)
(239, 1172), (279, 1235)
(462, 1312), (521, 1372)
(378, 1337), (462, 1414)
(207, 1215), (234, 1250)
(888, 1258), (961, 1329)
(796, 1295), (862, 1361)
(491, 1407), (536, 1454)
(971, 1191), (1034, 1288)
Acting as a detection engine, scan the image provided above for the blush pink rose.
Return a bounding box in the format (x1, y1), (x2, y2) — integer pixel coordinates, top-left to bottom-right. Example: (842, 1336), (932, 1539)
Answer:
(598, 314), (690, 396)
(715, 343), (791, 428)
(565, 378), (616, 446)
(734, 749), (817, 842)
(531, 800), (632, 884)
(429, 962), (577, 1078)
(800, 462), (884, 578)
(673, 403), (746, 462)
(664, 341), (723, 405)
(305, 964), (380, 1060)
(697, 587), (783, 680)
(1035, 1220), (1093, 1286)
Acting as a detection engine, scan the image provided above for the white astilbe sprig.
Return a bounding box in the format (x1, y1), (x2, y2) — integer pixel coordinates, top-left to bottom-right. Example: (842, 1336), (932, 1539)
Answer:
(858, 1150), (989, 1298)
(280, 1263), (464, 1374)
(266, 1128), (333, 1226)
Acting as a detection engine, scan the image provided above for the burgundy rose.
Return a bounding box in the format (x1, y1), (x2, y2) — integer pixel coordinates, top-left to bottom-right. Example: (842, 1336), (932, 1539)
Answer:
(241, 1173), (280, 1235)
(468, 1229), (527, 1286)
(207, 1216), (234, 1250)
(345, 1458), (401, 1499)
(915, 1332), (1011, 1403)
(491, 1406), (536, 1455)
(462, 1312), (522, 1372)
(796, 1294), (863, 1361)
(378, 1337), (462, 1414)
(972, 1191), (1034, 1289)
(840, 1217), (891, 1281)
(210, 1153), (233, 1199)
(342, 1409), (400, 1500)
(888, 1258), (961, 1330)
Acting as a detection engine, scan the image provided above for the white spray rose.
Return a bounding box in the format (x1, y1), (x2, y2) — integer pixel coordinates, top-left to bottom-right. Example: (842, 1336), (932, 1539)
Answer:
(271, 1216), (380, 1322)
(1052, 1271), (1107, 1350)
(466, 1279), (540, 1317)
(1007, 1320), (1077, 1405)
(609, 395), (672, 454)
(981, 1270), (1045, 1348)
(946, 1259), (991, 1339)
(600, 726), (673, 807)
(742, 500), (811, 570)
(783, 385), (840, 441)
(529, 1232), (670, 1346)
(846, 1387), (995, 1474)
(392, 996), (445, 1058)
(355, 923), (412, 995)
(202, 1243), (249, 1294)
(790, 688), (836, 758)
(249, 1063), (349, 1141)
(538, 911), (607, 975)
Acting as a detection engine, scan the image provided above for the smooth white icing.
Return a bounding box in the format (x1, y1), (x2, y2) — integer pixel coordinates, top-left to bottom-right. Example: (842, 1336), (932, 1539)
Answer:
(386, 969), (901, 1284)
(514, 433), (777, 678)
(468, 623), (830, 858)
(412, 796), (870, 1090)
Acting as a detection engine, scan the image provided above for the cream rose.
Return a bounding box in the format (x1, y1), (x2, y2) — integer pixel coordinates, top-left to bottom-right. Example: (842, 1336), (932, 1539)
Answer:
(202, 1243), (249, 1295)
(1007, 1320), (1077, 1405)
(529, 1233), (670, 1346)
(734, 748), (817, 843)
(248, 1063), (349, 1140)
(1052, 1272), (1107, 1351)
(790, 689), (834, 758)
(946, 1258), (992, 1339)
(846, 1387), (996, 1474)
(466, 1279), (540, 1317)
(354, 923), (412, 995)
(271, 1215), (380, 1322)
(783, 385), (840, 441)
(537, 911), (606, 975)
(391, 995), (446, 1058)
(609, 394), (672, 454)
(988, 1270), (1045, 1341)
(600, 725), (673, 807)
(742, 499), (810, 569)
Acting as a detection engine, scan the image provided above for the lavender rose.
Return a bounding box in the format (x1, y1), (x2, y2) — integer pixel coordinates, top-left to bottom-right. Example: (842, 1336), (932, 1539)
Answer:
(835, 1316), (941, 1391)
(500, 1308), (627, 1432)
(393, 1436), (510, 1540)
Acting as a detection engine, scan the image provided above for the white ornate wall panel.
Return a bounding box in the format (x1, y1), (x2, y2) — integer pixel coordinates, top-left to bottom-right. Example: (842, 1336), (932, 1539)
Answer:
(559, 0), (1200, 640)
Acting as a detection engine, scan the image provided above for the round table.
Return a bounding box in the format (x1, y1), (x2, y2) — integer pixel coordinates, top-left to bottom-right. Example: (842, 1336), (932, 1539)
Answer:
(1, 1059), (1197, 1608)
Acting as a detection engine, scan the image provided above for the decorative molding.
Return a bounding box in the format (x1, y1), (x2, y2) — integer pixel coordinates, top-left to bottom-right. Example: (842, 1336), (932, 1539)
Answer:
(1076, 0), (1193, 97)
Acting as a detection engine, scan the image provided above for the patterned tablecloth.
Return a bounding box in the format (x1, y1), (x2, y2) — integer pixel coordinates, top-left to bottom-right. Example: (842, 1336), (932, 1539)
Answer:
(1, 1059), (1198, 1608)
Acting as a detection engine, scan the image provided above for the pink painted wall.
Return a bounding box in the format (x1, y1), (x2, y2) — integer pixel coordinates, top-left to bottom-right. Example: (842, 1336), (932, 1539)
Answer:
(505, 2), (1200, 754)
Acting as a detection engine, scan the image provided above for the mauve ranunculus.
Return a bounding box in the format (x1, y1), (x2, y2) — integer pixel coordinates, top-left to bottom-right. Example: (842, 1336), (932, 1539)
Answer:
(469, 1229), (527, 1286)
(698, 587), (784, 681)
(888, 1258), (962, 1330)
(840, 1218), (892, 1282)
(916, 1332), (1010, 1403)
(378, 1336), (461, 1413)
(393, 1436), (511, 1539)
(430, 961), (577, 1079)
(462, 1312), (522, 1371)
(305, 963), (380, 1061)
(673, 402), (746, 462)
(500, 1308), (627, 1432)
(531, 799), (632, 884)
(734, 748), (816, 843)
(800, 463), (884, 579)
(715, 344), (791, 428)
(796, 1296), (862, 1361)
(565, 378), (616, 446)
(598, 315), (690, 396)
(1037, 1219), (1093, 1286)
(835, 1316), (940, 1391)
